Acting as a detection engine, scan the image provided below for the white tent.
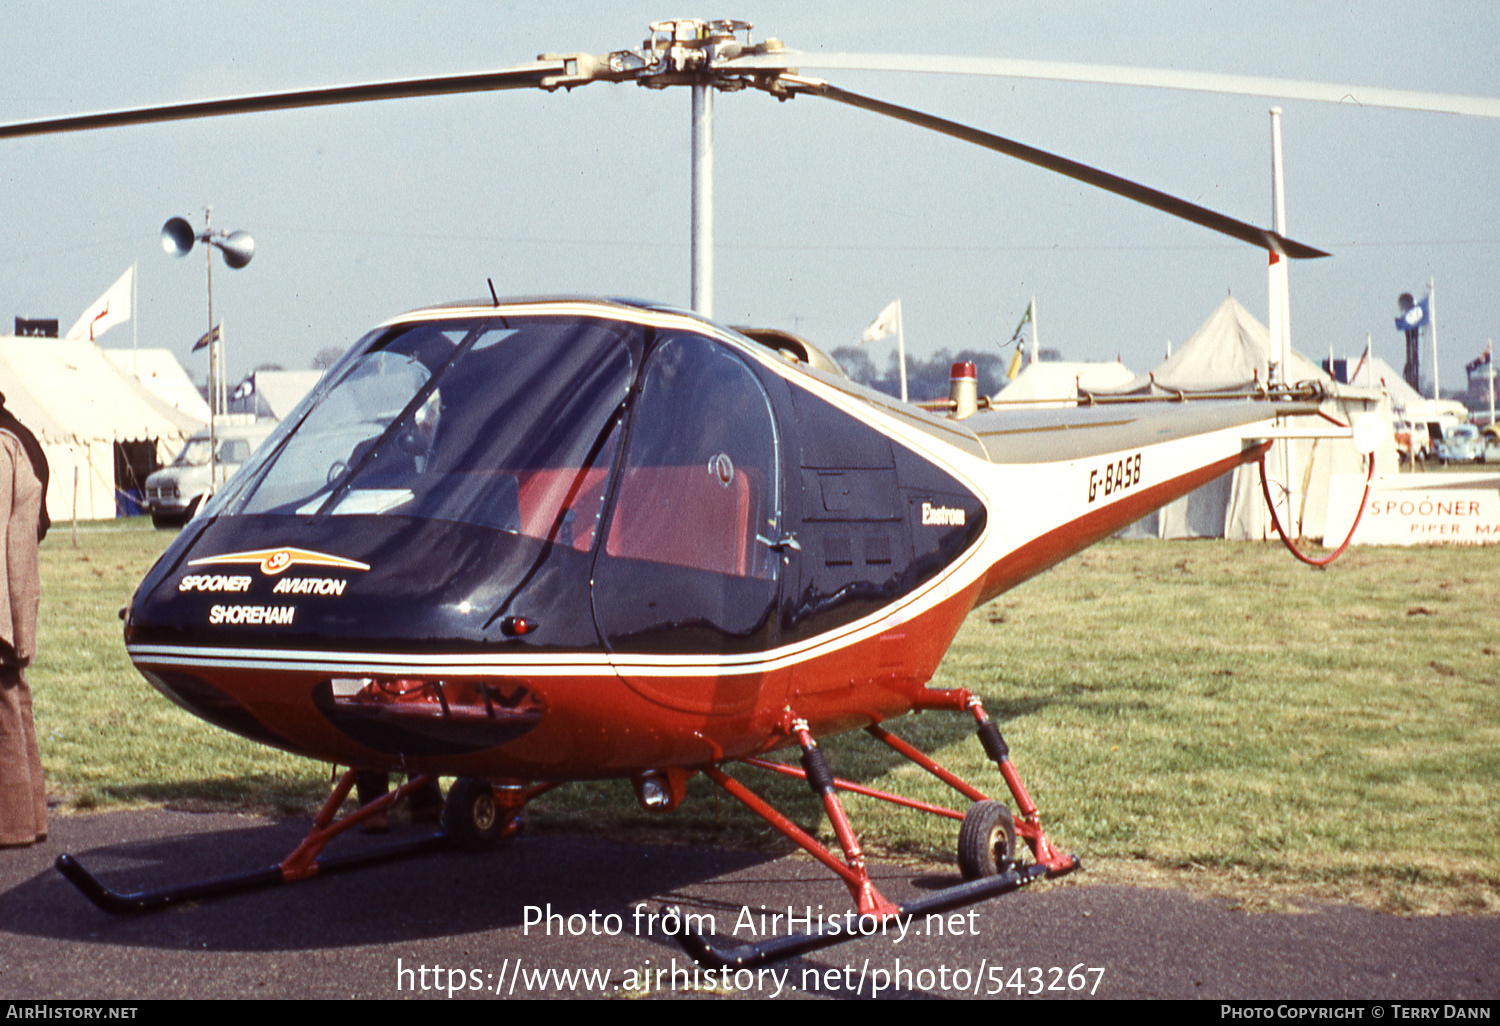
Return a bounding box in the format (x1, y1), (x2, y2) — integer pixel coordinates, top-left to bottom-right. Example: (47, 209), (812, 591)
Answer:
(0, 336), (203, 521)
(227, 369), (323, 420)
(991, 360), (1137, 408)
(1345, 354), (1467, 432)
(1104, 297), (1394, 541)
(105, 348), (212, 421)
(1113, 296), (1331, 394)
(1347, 355), (1422, 409)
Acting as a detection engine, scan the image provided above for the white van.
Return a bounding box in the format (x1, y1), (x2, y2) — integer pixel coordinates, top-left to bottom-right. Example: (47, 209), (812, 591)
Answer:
(145, 421), (276, 527)
(1393, 417), (1430, 462)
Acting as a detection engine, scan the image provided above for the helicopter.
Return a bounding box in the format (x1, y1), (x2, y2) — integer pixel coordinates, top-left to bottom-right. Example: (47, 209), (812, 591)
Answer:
(4, 17), (1485, 970)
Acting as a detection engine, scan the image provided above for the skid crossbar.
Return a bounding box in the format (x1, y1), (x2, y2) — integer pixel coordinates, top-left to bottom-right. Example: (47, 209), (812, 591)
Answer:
(741, 756), (965, 821)
(866, 724), (988, 804)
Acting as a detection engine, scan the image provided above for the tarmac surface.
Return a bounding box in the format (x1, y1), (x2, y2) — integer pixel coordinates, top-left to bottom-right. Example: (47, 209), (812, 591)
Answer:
(0, 809), (1495, 1000)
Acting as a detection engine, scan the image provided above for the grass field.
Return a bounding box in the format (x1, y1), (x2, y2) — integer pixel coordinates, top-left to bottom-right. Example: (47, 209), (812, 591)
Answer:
(31, 518), (1500, 914)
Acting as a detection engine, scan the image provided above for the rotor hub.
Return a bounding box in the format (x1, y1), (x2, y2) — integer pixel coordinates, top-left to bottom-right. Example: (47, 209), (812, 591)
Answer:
(539, 18), (783, 92)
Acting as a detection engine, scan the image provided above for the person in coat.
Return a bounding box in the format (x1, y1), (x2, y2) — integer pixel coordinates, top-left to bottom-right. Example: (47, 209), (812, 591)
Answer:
(0, 394), (49, 847)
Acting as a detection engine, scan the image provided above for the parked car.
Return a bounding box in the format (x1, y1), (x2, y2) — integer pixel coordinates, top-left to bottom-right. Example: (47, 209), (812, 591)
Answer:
(1483, 424), (1500, 463)
(1436, 422), (1485, 464)
(145, 421), (276, 527)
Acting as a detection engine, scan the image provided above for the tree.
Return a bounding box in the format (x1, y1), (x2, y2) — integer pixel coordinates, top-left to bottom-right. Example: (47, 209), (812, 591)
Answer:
(831, 346), (1007, 400)
(829, 346), (875, 383)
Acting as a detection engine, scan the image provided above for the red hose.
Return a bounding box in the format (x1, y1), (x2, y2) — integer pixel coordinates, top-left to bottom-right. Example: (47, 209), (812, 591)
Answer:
(1257, 452), (1375, 567)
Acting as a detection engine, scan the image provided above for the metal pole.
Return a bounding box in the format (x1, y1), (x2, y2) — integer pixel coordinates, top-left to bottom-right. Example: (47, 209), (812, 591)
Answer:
(1030, 295), (1038, 365)
(1489, 339), (1495, 426)
(896, 298), (908, 403)
(1428, 278), (1439, 401)
(690, 82), (713, 318)
(1269, 108), (1296, 536)
(204, 207), (217, 490)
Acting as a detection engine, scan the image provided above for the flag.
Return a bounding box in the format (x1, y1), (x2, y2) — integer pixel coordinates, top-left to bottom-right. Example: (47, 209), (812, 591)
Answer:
(1350, 339), (1371, 383)
(192, 324), (222, 352)
(1395, 296), (1430, 332)
(859, 299), (900, 344)
(1005, 347), (1023, 381)
(1467, 341), (1492, 375)
(1006, 300), (1033, 346)
(232, 376), (255, 401)
(64, 266), (133, 341)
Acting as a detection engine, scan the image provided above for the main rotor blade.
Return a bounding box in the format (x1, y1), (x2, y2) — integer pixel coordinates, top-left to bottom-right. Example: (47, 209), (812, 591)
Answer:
(0, 62), (562, 140)
(733, 52), (1500, 120)
(777, 77), (1329, 259)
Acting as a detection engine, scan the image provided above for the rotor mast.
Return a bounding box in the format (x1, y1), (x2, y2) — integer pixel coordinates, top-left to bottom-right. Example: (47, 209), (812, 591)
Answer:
(543, 19), (779, 316)
(628, 19), (772, 318)
(691, 82), (713, 317)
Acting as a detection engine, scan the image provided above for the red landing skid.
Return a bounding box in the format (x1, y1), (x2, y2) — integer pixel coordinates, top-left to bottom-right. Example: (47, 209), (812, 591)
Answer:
(55, 773), (461, 914)
(54, 690), (1077, 970)
(670, 692), (1079, 969)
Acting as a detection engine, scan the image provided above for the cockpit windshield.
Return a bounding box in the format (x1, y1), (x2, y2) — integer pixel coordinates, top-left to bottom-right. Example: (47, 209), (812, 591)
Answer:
(222, 315), (641, 546)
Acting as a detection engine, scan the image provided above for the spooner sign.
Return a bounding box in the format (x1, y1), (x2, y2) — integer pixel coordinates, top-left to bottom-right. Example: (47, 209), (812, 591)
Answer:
(1327, 473), (1500, 545)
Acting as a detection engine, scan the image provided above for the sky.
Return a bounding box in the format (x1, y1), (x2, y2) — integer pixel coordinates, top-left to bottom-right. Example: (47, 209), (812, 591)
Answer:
(3, 1), (1498, 398)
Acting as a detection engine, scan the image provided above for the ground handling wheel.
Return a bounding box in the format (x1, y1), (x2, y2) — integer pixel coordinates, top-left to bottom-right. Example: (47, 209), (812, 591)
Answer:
(957, 800), (1018, 880)
(442, 777), (507, 849)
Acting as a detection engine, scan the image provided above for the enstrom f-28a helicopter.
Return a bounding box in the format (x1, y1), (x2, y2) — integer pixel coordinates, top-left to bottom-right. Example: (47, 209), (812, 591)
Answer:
(5, 18), (1492, 969)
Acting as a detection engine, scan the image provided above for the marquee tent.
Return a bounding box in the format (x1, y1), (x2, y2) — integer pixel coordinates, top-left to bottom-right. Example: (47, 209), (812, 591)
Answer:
(226, 369), (323, 420)
(1110, 295), (1332, 395)
(1101, 296), (1394, 541)
(1344, 354), (1467, 435)
(991, 359), (1137, 408)
(105, 348), (212, 421)
(1346, 354), (1422, 409)
(0, 335), (203, 521)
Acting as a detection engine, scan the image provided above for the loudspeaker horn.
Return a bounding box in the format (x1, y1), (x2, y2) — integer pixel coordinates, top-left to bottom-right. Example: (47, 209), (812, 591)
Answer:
(161, 216), (196, 257)
(218, 230), (255, 269)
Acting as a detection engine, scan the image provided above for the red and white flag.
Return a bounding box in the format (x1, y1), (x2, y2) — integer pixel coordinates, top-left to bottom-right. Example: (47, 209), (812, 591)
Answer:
(65, 266), (134, 341)
(1349, 337), (1371, 383)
